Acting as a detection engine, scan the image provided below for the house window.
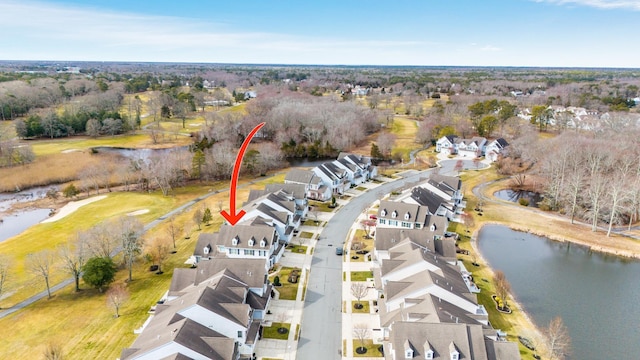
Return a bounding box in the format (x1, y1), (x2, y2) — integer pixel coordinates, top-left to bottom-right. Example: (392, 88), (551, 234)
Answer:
(391, 210), (397, 218)
(401, 222), (412, 228)
(237, 331), (243, 338)
(244, 249), (255, 256)
(203, 246), (209, 255)
(405, 349), (414, 359)
(425, 350), (434, 359)
(415, 223), (421, 229)
(231, 236), (239, 246)
(404, 212), (410, 220)
(381, 209), (387, 216)
(248, 239), (255, 246)
(229, 248), (240, 255)
(390, 220), (398, 226)
(260, 240), (266, 247)
(379, 219), (386, 225)
(430, 224), (436, 231)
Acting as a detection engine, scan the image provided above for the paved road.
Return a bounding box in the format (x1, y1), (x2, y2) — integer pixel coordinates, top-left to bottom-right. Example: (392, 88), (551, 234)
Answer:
(296, 160), (463, 360)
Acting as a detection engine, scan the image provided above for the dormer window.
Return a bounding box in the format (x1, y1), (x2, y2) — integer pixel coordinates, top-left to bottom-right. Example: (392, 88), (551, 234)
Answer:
(430, 224), (436, 231)
(203, 245), (210, 255)
(449, 342), (460, 360)
(260, 239), (266, 247)
(426, 350), (434, 359)
(404, 212), (410, 220)
(392, 210), (397, 218)
(248, 237), (255, 247)
(231, 236), (239, 246)
(381, 209), (387, 217)
(405, 349), (414, 359)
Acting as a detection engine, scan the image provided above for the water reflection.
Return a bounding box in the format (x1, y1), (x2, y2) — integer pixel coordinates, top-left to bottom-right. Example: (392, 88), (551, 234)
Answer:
(478, 224), (640, 359)
(493, 189), (543, 207)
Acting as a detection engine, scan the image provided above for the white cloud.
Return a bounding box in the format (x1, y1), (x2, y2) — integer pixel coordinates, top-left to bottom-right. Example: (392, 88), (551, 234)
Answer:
(533, 0), (640, 10)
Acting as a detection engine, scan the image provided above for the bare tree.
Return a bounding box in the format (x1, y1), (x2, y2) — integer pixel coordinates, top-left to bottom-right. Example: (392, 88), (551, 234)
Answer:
(147, 237), (172, 274)
(544, 316), (572, 360)
(493, 270), (511, 310)
(26, 250), (55, 299)
(166, 215), (182, 249)
(0, 255), (12, 308)
(106, 283), (129, 318)
(193, 208), (203, 230)
(351, 282), (369, 309)
(58, 235), (87, 292)
(352, 323), (370, 354)
(83, 222), (117, 259)
(376, 132), (397, 158)
(117, 217), (144, 282)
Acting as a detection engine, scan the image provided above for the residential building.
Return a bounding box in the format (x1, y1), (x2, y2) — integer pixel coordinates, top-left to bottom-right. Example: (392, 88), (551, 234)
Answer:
(435, 135), (458, 154)
(485, 138), (509, 162)
(284, 168), (331, 201)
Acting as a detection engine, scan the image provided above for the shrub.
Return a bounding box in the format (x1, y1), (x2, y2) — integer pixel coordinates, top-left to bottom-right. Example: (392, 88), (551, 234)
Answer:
(62, 184), (79, 198)
(518, 198), (530, 206)
(273, 276), (281, 286)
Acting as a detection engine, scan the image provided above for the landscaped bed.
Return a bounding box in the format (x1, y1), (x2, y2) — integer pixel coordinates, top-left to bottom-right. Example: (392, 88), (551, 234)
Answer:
(352, 339), (384, 357)
(262, 322), (291, 340)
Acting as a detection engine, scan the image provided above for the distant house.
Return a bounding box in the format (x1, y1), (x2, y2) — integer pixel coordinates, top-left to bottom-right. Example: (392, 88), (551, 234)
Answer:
(244, 91), (257, 100)
(455, 137), (486, 158)
(313, 162), (350, 195)
(485, 138), (509, 162)
(435, 135), (458, 153)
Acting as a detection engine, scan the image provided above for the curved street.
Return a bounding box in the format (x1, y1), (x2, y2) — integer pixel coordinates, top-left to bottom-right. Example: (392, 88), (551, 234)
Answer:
(296, 159), (468, 359)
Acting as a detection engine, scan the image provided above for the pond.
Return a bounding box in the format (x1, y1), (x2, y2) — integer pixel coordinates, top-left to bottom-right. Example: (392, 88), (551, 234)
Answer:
(478, 224), (640, 360)
(0, 208), (52, 243)
(493, 189), (543, 207)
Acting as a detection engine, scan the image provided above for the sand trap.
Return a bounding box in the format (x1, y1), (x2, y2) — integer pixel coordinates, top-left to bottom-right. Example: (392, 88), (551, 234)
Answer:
(42, 195), (107, 223)
(127, 209), (149, 216)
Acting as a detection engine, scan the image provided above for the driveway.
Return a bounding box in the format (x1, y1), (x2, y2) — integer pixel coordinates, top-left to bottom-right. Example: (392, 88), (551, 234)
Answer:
(296, 160), (463, 359)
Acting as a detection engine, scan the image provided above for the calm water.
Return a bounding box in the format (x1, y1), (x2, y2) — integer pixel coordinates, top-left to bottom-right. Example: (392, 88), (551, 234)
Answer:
(0, 208), (51, 243)
(478, 224), (640, 360)
(493, 189), (543, 207)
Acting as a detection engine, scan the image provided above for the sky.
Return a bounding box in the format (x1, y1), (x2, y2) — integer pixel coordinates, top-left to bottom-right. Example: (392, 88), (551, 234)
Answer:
(0, 0), (638, 68)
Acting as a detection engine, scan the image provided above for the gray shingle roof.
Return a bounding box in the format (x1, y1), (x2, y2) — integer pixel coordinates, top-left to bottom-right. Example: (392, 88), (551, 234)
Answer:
(285, 168), (315, 184)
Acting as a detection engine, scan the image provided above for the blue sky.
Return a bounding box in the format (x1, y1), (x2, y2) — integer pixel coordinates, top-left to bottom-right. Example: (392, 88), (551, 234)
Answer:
(0, 0), (638, 67)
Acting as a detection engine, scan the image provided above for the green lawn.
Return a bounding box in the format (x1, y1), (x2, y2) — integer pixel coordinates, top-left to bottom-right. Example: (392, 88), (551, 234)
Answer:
(350, 271), (373, 281)
(299, 231), (314, 239)
(352, 339), (384, 357)
(309, 200), (336, 212)
(356, 186), (367, 191)
(302, 219), (324, 227)
(262, 322), (291, 340)
(286, 244), (308, 254)
(352, 301), (370, 314)
(270, 267), (301, 300)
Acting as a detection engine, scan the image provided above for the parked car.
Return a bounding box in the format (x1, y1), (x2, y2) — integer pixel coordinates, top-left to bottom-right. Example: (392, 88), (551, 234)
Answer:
(335, 246), (343, 255)
(369, 215), (377, 220)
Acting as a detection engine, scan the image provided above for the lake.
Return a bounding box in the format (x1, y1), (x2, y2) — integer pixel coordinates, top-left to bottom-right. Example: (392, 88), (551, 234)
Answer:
(478, 224), (640, 359)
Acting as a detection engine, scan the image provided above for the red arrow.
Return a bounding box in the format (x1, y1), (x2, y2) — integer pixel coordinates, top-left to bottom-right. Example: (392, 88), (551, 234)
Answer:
(220, 122), (266, 226)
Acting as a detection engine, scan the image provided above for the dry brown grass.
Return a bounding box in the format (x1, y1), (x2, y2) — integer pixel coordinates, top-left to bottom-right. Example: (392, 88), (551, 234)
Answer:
(0, 151), (126, 192)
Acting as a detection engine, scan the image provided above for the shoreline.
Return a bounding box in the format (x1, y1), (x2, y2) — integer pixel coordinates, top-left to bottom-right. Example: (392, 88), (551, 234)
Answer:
(469, 227), (547, 353)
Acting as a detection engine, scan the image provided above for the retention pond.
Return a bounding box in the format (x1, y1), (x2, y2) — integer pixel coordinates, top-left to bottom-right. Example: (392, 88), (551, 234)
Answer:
(478, 224), (640, 359)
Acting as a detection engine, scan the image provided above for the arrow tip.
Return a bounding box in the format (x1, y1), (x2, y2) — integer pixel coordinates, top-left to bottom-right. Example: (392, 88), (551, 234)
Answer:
(220, 209), (247, 226)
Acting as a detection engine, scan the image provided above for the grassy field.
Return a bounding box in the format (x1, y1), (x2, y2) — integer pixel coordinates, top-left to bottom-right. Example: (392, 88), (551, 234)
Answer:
(389, 117), (422, 162)
(269, 267), (301, 300)
(0, 169), (290, 359)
